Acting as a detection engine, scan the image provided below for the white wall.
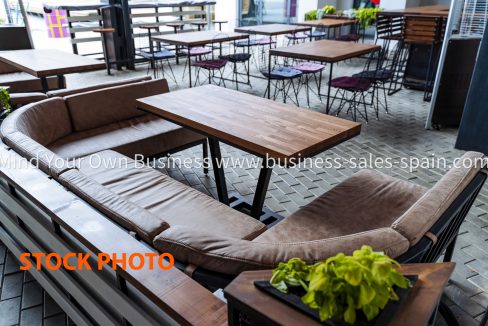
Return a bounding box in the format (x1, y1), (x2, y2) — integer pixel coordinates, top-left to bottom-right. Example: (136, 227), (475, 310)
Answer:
(297, 0), (319, 22)
(214, 0), (238, 31)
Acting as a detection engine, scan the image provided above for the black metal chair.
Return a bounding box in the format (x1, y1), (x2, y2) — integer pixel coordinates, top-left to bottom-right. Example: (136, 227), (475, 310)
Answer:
(397, 166), (488, 326)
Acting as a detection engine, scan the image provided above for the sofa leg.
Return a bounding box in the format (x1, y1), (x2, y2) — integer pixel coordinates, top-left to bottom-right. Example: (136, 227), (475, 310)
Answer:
(203, 139), (209, 175)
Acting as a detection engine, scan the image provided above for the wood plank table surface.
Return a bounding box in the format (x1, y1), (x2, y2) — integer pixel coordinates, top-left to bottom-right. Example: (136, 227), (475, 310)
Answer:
(234, 23), (311, 36)
(137, 85), (360, 220)
(224, 263), (455, 326)
(269, 40), (381, 112)
(152, 30), (249, 87)
(381, 5), (450, 17)
(0, 49), (105, 92)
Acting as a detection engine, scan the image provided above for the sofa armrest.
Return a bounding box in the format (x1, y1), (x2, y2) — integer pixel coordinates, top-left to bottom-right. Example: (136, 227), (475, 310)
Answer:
(153, 226), (410, 275)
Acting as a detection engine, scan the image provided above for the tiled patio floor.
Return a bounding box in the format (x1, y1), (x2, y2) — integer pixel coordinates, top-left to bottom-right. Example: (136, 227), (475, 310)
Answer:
(1, 44), (487, 325)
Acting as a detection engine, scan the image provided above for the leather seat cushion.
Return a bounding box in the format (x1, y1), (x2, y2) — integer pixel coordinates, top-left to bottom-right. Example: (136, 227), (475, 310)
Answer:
(9, 92), (48, 107)
(0, 72), (62, 93)
(48, 114), (204, 159)
(73, 150), (266, 241)
(256, 169), (428, 243)
(59, 169), (169, 243)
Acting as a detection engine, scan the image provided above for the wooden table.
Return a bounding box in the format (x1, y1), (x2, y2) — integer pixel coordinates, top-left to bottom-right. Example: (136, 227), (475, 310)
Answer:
(270, 40), (381, 112)
(0, 49), (105, 92)
(224, 263), (455, 326)
(235, 23), (311, 37)
(137, 85), (360, 221)
(152, 30), (249, 87)
(296, 18), (357, 39)
(382, 5), (450, 17)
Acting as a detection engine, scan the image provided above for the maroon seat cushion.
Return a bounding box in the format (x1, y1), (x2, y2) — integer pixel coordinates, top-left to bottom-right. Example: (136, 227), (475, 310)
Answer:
(330, 76), (372, 91)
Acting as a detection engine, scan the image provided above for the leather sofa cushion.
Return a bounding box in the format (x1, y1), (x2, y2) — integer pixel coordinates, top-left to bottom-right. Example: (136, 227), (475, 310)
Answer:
(392, 151), (485, 245)
(73, 150), (266, 241)
(59, 169), (169, 243)
(0, 61), (19, 74)
(10, 92), (48, 107)
(255, 169), (427, 243)
(65, 79), (169, 132)
(46, 76), (152, 98)
(153, 226), (409, 275)
(0, 97), (72, 145)
(0, 72), (63, 93)
(47, 114), (204, 159)
(3, 132), (75, 177)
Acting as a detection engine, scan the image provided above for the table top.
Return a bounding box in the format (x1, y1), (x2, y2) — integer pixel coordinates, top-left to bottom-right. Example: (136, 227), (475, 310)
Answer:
(234, 23), (311, 36)
(152, 30), (248, 46)
(0, 49), (105, 78)
(137, 85), (361, 163)
(382, 5), (450, 17)
(271, 39), (381, 62)
(224, 263), (455, 326)
(296, 18), (356, 28)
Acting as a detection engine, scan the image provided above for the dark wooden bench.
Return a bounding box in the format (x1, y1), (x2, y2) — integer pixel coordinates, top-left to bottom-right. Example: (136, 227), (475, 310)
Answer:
(0, 144), (227, 325)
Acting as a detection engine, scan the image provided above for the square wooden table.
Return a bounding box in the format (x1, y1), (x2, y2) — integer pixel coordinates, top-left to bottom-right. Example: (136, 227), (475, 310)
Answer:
(296, 18), (357, 39)
(224, 263), (456, 326)
(0, 49), (105, 92)
(234, 24), (311, 37)
(152, 30), (249, 88)
(137, 85), (360, 222)
(269, 40), (381, 112)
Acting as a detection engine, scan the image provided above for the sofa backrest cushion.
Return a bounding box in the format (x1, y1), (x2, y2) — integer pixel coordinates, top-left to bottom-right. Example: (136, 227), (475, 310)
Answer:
(392, 151), (485, 245)
(0, 97), (72, 145)
(3, 132), (74, 178)
(46, 76), (152, 98)
(65, 79), (169, 132)
(0, 61), (20, 74)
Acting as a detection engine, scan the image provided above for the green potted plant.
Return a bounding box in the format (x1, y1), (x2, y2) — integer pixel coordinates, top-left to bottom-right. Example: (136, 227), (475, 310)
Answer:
(0, 88), (12, 119)
(354, 7), (382, 29)
(305, 9), (318, 21)
(323, 5), (336, 15)
(270, 246), (411, 325)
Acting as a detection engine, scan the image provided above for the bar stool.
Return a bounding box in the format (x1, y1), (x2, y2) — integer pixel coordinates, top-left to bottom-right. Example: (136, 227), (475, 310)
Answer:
(166, 22), (185, 34)
(93, 28), (116, 75)
(212, 20), (228, 31)
(191, 21), (207, 31)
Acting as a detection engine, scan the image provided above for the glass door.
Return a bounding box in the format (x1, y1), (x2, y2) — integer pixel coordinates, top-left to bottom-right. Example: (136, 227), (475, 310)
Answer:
(239, 0), (296, 26)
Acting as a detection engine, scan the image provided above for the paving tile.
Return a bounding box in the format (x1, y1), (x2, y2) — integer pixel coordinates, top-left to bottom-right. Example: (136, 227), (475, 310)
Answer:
(0, 297), (21, 326)
(20, 305), (43, 326)
(21, 281), (43, 310)
(1, 272), (24, 300)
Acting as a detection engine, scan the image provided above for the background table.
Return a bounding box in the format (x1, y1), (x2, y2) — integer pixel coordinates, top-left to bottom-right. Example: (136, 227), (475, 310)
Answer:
(224, 263), (455, 326)
(0, 49), (105, 92)
(137, 85), (360, 222)
(296, 18), (357, 39)
(270, 40), (381, 112)
(152, 30), (249, 87)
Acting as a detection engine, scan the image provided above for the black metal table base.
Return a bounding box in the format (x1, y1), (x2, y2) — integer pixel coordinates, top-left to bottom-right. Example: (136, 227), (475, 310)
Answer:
(229, 194), (284, 226)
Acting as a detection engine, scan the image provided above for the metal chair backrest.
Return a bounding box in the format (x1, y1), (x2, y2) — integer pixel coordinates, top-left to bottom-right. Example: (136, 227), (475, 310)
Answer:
(398, 168), (487, 264)
(376, 15), (404, 41)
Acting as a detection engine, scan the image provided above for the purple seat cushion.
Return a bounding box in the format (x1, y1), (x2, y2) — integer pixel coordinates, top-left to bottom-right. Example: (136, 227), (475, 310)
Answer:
(330, 76), (372, 91)
(305, 31), (327, 38)
(181, 47), (212, 56)
(219, 53), (252, 63)
(140, 50), (175, 60)
(192, 59), (227, 69)
(235, 39), (257, 47)
(285, 32), (307, 39)
(255, 37), (273, 45)
(292, 62), (325, 73)
(261, 67), (302, 79)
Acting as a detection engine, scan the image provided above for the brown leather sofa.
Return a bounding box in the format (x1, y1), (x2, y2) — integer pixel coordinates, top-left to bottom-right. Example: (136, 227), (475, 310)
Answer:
(0, 78), (485, 283)
(152, 151), (486, 275)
